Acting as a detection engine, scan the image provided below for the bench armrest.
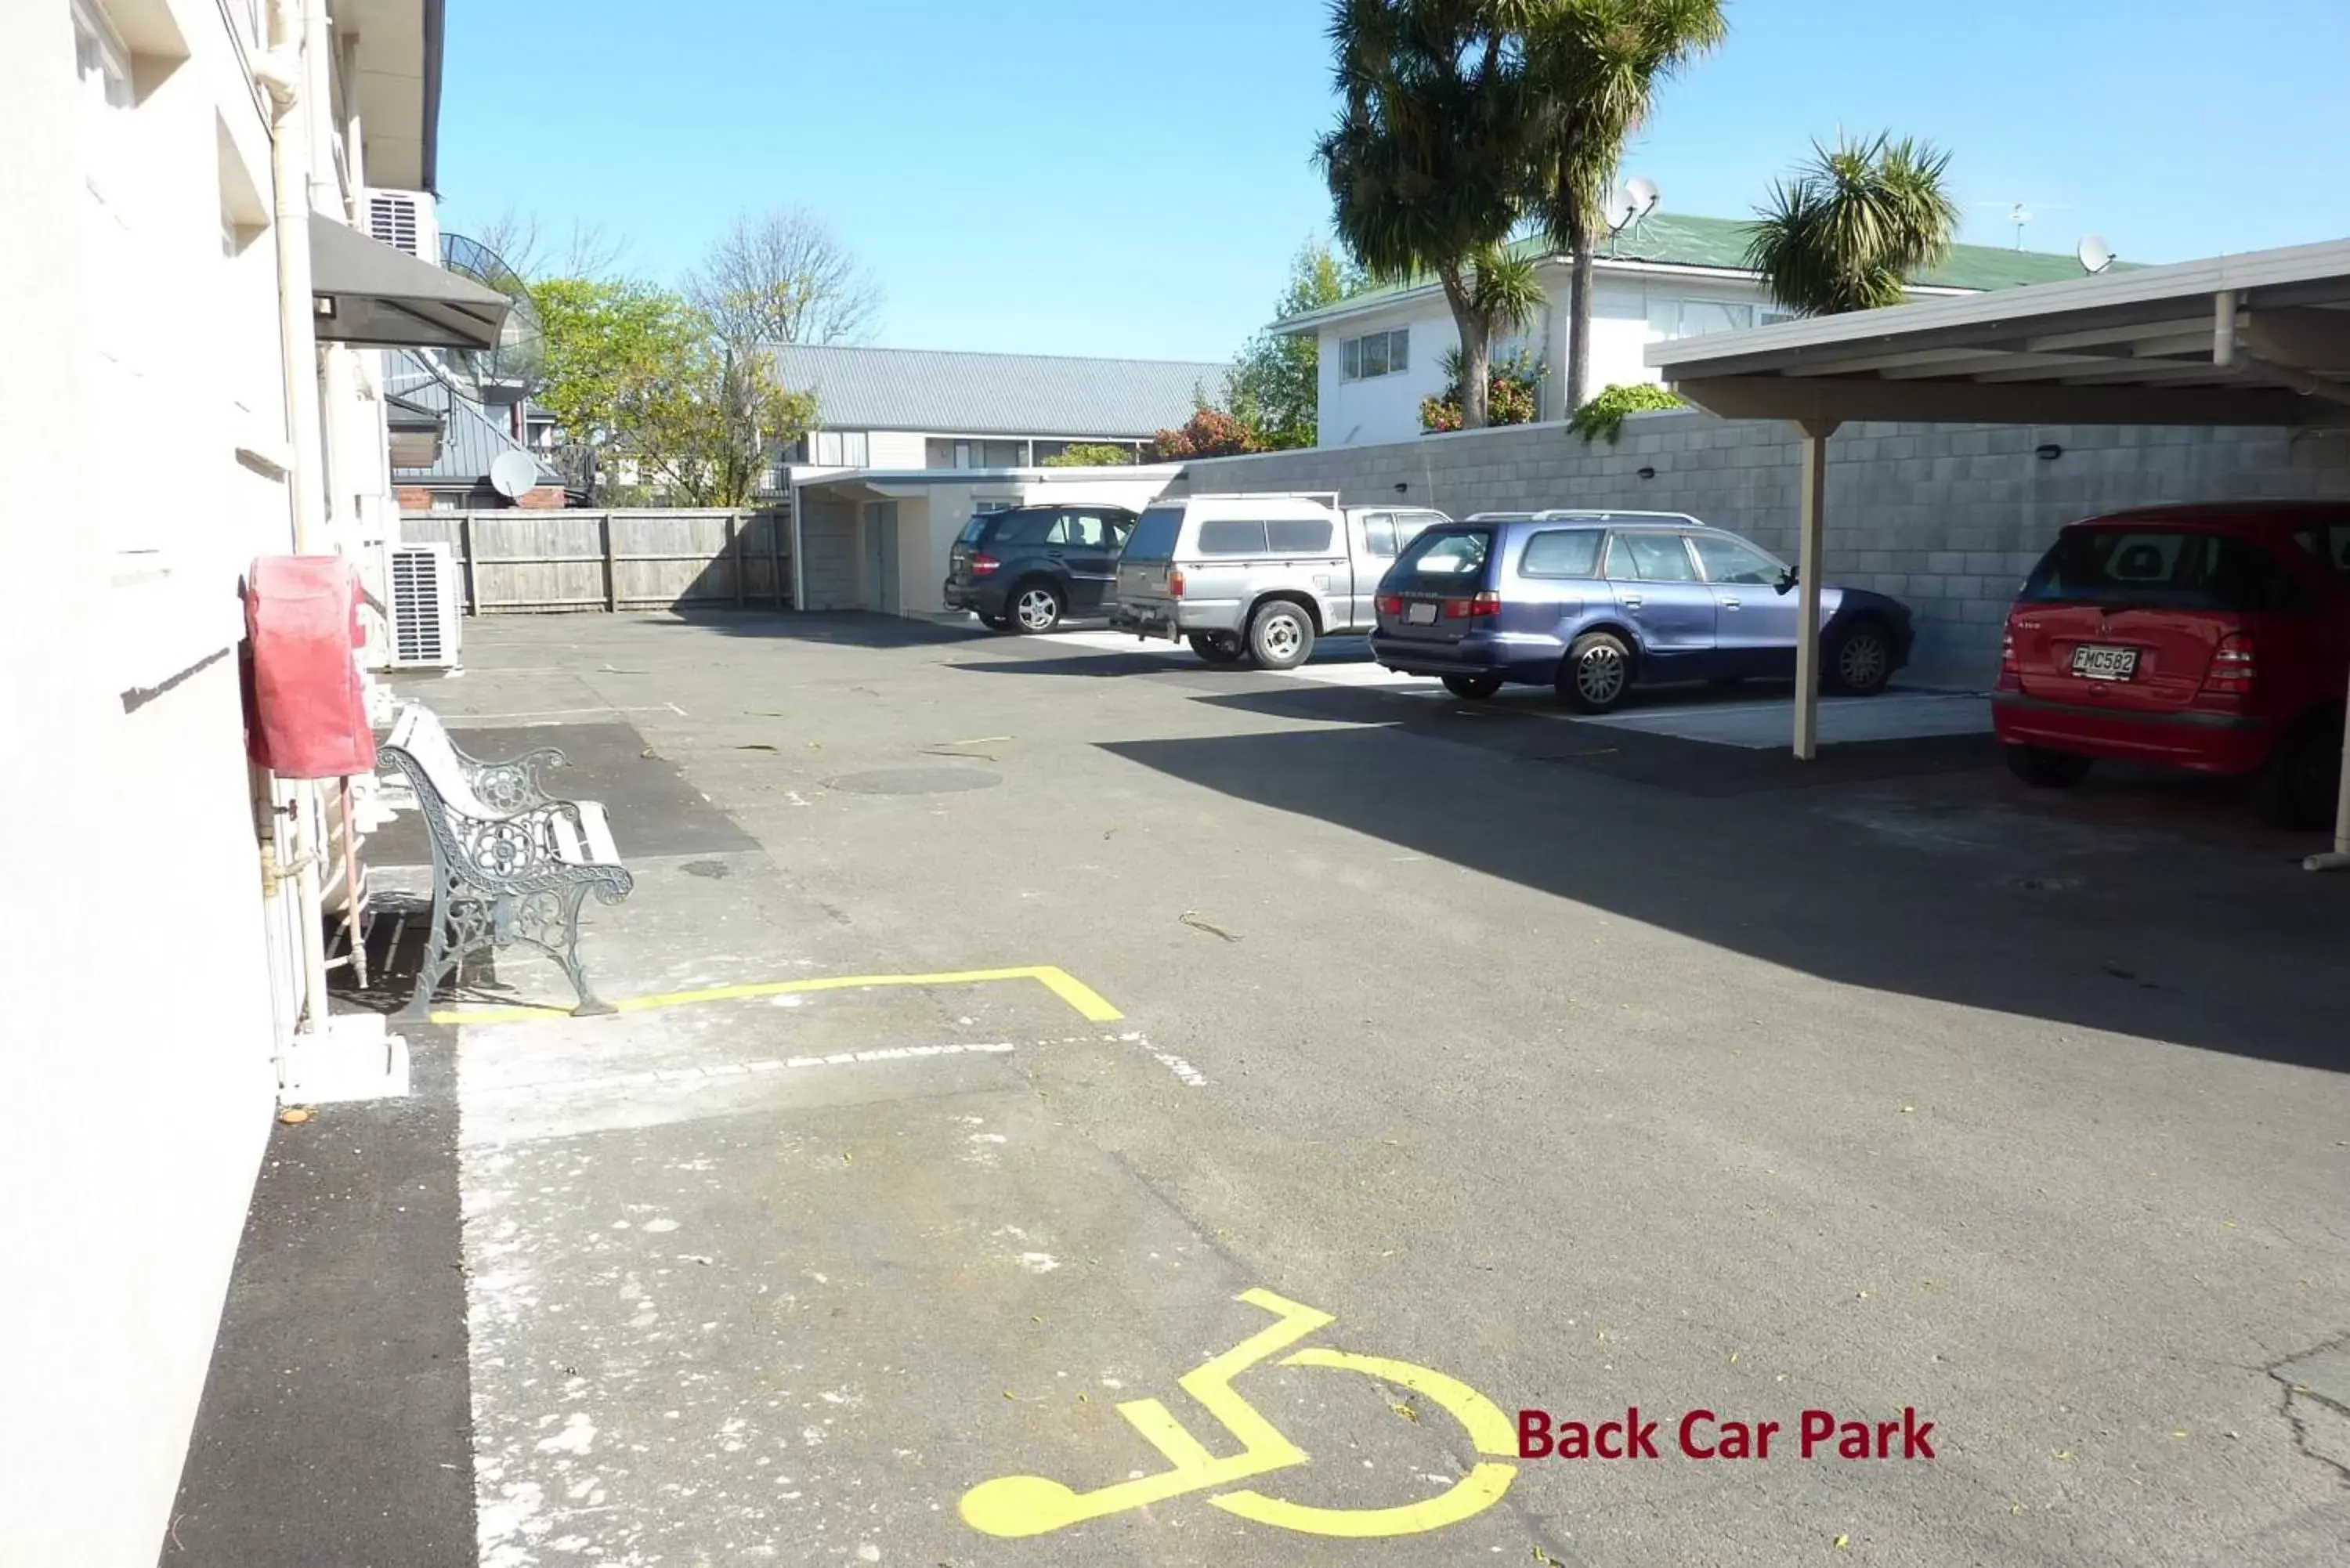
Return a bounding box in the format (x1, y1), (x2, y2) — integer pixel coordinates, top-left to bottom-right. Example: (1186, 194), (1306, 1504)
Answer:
(448, 739), (569, 813)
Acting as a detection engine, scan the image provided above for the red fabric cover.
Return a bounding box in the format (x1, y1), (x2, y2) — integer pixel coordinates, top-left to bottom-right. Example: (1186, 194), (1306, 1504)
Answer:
(244, 555), (377, 779)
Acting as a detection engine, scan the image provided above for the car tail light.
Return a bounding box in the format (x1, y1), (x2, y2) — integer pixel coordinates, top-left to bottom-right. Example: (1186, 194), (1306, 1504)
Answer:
(1375, 594), (1402, 616)
(1444, 591), (1501, 620)
(970, 553), (1001, 577)
(1170, 569), (1185, 599)
(1994, 625), (2021, 693)
(2203, 632), (2258, 696)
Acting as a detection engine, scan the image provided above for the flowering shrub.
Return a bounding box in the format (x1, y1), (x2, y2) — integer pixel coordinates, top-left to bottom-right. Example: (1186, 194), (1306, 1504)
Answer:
(1420, 350), (1543, 433)
(1145, 407), (1266, 462)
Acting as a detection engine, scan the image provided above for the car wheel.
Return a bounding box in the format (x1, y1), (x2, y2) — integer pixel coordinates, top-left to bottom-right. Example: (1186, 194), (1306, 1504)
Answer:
(1442, 674), (1504, 699)
(1188, 632), (1245, 665)
(1010, 582), (1064, 634)
(980, 612), (1013, 631)
(1558, 632), (1633, 714)
(1827, 618), (1895, 695)
(2004, 745), (2093, 789)
(2251, 712), (2344, 830)
(1247, 600), (1317, 670)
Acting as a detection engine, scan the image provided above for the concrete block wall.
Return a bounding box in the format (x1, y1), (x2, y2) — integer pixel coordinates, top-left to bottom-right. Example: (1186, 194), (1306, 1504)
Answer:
(1173, 412), (2350, 686)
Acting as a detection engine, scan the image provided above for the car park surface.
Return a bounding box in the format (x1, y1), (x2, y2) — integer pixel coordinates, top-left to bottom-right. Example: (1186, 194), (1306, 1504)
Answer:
(402, 609), (2349, 1568)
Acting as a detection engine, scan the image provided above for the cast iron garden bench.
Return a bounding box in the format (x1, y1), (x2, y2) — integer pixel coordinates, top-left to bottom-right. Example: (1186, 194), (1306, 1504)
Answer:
(380, 703), (634, 1020)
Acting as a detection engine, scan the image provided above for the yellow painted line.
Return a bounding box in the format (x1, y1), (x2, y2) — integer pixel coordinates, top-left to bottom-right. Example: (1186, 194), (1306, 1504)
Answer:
(429, 964), (1122, 1028)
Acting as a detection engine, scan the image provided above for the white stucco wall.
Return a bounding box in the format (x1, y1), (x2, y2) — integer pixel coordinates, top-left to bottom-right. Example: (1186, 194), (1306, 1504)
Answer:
(2, 2), (395, 1562)
(866, 429), (928, 468)
(1314, 265), (1798, 448)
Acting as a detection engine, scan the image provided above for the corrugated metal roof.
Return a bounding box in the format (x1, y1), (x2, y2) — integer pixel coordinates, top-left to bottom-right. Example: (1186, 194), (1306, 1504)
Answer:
(385, 352), (559, 485)
(764, 345), (1231, 438)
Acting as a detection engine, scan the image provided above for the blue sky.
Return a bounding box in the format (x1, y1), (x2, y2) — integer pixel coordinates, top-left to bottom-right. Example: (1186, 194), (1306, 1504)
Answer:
(437, 0), (2350, 364)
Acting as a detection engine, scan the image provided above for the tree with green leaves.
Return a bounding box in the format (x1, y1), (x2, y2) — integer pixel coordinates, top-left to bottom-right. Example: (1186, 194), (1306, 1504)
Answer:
(1517, 0), (1727, 414)
(1039, 443), (1133, 468)
(1317, 0), (1532, 429)
(1228, 238), (1365, 450)
(1744, 132), (1961, 316)
(532, 276), (815, 507)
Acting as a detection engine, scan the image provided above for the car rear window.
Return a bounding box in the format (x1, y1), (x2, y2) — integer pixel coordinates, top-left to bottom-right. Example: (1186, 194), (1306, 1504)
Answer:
(1197, 520), (1271, 555)
(2021, 528), (2308, 613)
(956, 516), (992, 546)
(1519, 529), (1603, 578)
(2290, 519), (2350, 577)
(1395, 525), (1492, 581)
(1123, 507), (1183, 562)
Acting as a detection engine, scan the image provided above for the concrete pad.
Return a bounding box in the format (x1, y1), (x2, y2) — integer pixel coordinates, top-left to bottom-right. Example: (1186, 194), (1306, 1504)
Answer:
(1574, 691), (1993, 748)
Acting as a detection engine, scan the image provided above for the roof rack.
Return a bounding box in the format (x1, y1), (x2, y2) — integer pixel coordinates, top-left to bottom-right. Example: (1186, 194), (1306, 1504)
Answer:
(1466, 508), (1704, 526)
(1179, 491), (1343, 508)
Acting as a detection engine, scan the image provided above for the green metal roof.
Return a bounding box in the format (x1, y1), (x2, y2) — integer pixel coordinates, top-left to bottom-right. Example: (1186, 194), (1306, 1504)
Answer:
(1285, 214), (2139, 330)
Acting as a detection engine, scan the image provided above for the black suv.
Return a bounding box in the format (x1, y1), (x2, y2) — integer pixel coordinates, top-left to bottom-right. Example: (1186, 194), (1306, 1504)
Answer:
(945, 504), (1137, 633)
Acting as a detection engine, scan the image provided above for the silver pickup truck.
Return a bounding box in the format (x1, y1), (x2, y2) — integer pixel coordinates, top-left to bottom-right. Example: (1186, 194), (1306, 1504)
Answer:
(1108, 493), (1450, 669)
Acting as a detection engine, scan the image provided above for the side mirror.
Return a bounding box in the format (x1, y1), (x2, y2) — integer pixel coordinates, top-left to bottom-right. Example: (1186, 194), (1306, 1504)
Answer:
(1773, 568), (1799, 597)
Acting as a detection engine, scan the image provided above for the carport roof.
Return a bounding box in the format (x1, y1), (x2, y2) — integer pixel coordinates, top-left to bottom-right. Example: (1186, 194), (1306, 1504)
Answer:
(1647, 237), (2350, 428)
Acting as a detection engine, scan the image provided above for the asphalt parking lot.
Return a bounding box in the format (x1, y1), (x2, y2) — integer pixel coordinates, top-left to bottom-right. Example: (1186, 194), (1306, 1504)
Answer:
(390, 610), (2348, 1568)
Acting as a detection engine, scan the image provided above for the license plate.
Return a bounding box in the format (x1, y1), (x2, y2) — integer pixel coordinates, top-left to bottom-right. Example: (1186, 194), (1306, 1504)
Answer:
(2070, 644), (2138, 681)
(1406, 602), (1438, 626)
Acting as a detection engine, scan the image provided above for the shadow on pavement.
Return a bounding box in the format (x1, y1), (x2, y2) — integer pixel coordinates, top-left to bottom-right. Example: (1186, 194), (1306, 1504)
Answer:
(1101, 688), (2350, 1075)
(673, 609), (993, 649)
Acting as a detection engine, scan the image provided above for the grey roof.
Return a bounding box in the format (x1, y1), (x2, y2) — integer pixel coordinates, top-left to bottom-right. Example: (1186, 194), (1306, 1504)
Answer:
(385, 352), (560, 486)
(764, 344), (1231, 439)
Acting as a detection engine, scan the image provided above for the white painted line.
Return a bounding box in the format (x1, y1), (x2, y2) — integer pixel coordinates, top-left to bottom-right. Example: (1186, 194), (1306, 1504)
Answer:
(470, 1042), (1018, 1098)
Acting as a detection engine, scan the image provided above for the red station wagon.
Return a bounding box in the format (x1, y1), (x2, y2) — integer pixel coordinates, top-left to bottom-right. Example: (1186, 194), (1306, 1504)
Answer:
(1994, 502), (2350, 827)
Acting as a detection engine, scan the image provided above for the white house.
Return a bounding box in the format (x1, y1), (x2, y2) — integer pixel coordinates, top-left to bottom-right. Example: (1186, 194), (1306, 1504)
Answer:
(2, 3), (504, 1562)
(1278, 212), (2106, 447)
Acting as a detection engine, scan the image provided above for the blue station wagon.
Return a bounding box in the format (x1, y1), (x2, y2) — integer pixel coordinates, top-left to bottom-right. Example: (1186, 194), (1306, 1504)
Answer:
(1368, 510), (1914, 711)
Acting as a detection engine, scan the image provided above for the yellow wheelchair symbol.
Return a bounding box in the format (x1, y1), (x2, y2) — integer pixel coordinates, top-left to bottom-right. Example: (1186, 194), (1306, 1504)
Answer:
(960, 1288), (1517, 1540)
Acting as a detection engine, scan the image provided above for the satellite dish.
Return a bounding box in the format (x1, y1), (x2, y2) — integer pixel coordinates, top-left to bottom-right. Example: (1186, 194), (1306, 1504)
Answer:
(1625, 175), (1661, 214)
(1605, 188), (1639, 232)
(489, 449), (540, 501)
(435, 232), (546, 406)
(2077, 233), (2116, 275)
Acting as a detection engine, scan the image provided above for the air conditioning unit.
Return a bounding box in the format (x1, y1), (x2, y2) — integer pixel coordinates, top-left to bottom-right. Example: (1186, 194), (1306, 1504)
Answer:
(385, 542), (462, 668)
(365, 187), (440, 263)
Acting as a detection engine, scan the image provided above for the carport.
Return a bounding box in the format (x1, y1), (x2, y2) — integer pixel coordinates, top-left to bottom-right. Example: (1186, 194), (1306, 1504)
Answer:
(1647, 237), (2350, 869)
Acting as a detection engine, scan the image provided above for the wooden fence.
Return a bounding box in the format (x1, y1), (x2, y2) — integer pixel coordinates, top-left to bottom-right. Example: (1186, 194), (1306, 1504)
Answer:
(398, 508), (792, 613)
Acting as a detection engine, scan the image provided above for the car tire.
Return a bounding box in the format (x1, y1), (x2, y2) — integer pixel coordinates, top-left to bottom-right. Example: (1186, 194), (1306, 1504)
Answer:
(1010, 581), (1064, 634)
(1442, 674), (1504, 699)
(1188, 632), (1245, 665)
(1558, 632), (1634, 714)
(2251, 711), (2344, 830)
(979, 612), (1013, 631)
(2004, 745), (2093, 789)
(1826, 617), (1896, 695)
(1247, 600), (1317, 670)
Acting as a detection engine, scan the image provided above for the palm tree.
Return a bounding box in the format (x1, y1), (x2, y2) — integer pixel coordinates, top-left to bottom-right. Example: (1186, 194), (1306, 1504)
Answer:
(1317, 0), (1526, 427)
(1744, 133), (1961, 315)
(1517, 0), (1728, 414)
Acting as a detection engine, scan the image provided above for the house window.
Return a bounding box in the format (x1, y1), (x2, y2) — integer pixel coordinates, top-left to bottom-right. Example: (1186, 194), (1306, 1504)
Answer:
(807, 429), (869, 467)
(1644, 299), (1758, 341)
(1340, 327), (1411, 381)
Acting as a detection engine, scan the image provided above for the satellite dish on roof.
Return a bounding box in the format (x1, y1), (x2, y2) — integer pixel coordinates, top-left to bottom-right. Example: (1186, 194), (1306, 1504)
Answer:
(434, 233), (546, 406)
(489, 449), (540, 501)
(2077, 233), (2116, 275)
(1625, 175), (1661, 213)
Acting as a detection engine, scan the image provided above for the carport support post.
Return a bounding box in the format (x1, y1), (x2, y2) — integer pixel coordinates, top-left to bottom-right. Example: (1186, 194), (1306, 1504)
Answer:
(1789, 419), (1838, 761)
(2305, 662), (2350, 872)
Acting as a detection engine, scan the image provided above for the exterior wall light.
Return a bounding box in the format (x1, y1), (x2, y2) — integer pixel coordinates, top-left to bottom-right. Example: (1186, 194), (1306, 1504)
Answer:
(2036, 443), (2063, 461)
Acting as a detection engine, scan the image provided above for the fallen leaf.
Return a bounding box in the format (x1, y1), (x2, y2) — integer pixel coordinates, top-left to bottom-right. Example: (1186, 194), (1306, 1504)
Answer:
(277, 1107), (312, 1125)
(1180, 910), (1239, 943)
(2054, 1449), (2073, 1460)
(1834, 1534), (1850, 1549)
(1391, 1402), (1419, 1423)
(736, 743), (779, 752)
(1900, 1105), (1915, 1114)
(841, 1152), (853, 1164)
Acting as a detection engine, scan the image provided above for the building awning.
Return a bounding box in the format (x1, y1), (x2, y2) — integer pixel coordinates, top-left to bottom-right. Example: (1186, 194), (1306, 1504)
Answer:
(309, 212), (508, 351)
(1649, 237), (2350, 428)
